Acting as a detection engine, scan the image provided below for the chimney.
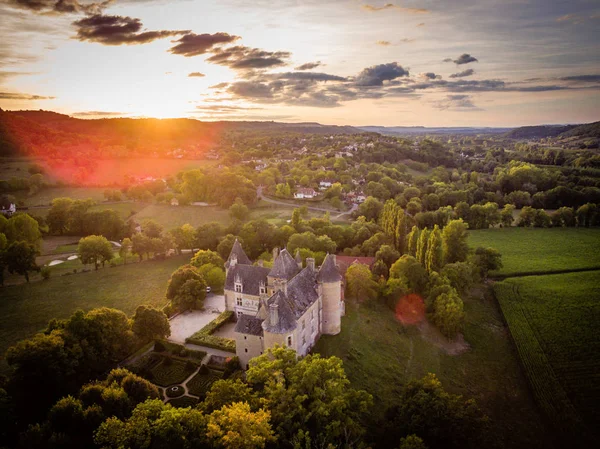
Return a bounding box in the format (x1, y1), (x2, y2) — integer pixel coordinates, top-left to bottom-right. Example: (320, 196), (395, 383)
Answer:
(269, 303), (279, 326)
(257, 259), (264, 267)
(272, 247), (279, 261)
(306, 258), (315, 271)
(331, 254), (337, 267)
(230, 254), (237, 268)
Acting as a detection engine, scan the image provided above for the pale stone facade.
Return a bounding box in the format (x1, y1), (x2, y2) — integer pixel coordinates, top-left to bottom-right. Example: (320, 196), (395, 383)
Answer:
(224, 240), (343, 369)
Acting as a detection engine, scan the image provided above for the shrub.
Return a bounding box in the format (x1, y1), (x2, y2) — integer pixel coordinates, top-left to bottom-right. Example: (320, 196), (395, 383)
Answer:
(185, 311), (236, 352)
(154, 341), (166, 352)
(179, 348), (188, 358)
(41, 266), (51, 280)
(163, 357), (173, 366)
(199, 364), (209, 375)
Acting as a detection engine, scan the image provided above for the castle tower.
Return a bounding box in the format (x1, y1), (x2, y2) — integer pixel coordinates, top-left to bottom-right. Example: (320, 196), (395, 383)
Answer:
(317, 254), (342, 335)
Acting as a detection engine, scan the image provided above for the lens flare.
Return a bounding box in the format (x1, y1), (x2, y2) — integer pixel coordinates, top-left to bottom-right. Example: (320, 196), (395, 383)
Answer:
(394, 293), (425, 325)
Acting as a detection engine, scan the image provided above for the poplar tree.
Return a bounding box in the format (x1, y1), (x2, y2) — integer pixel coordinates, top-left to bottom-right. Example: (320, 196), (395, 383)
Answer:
(425, 225), (443, 273)
(407, 226), (420, 257)
(416, 228), (430, 266)
(394, 208), (407, 254)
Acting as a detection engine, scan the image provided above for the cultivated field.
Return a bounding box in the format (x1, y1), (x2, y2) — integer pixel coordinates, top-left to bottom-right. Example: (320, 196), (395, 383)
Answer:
(15, 186), (107, 206)
(314, 295), (553, 449)
(0, 254), (190, 370)
(468, 227), (600, 276)
(493, 271), (600, 445)
(131, 204), (232, 228)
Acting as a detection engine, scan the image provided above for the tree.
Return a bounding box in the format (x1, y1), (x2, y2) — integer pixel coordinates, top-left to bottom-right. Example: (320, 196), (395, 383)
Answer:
(415, 228), (430, 266)
(217, 234), (241, 259)
(131, 233), (151, 261)
(407, 226), (420, 257)
(442, 219), (469, 264)
(4, 241), (39, 282)
(376, 244), (401, 269)
(356, 196), (383, 222)
(132, 305), (170, 342)
(166, 265), (206, 311)
(195, 222), (225, 251)
(201, 379), (259, 414)
(500, 204), (515, 227)
(207, 402), (275, 449)
(170, 223), (197, 253)
(246, 347), (372, 448)
(197, 263), (226, 292)
(120, 237), (132, 264)
(431, 290), (464, 338)
(470, 247), (502, 279)
(389, 255), (429, 294)
(191, 249), (224, 268)
(78, 235), (113, 270)
(425, 225), (443, 273)
(399, 435), (429, 449)
(440, 262), (475, 295)
(4, 213), (42, 248)
(229, 198), (250, 221)
(345, 263), (378, 301)
(47, 197), (74, 235)
(517, 206), (536, 227)
(142, 220), (163, 238)
(382, 374), (489, 449)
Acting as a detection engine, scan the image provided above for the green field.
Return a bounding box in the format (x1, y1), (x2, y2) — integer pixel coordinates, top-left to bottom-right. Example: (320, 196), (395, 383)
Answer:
(131, 204), (232, 229)
(493, 272), (600, 445)
(314, 296), (553, 449)
(0, 254), (190, 369)
(15, 186), (107, 206)
(468, 227), (600, 276)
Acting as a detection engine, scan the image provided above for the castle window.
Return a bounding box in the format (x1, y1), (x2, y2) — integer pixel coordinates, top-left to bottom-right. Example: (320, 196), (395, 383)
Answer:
(245, 348), (248, 353)
(235, 284), (242, 293)
(312, 324), (315, 334)
(302, 335), (306, 345)
(236, 297), (242, 306)
(287, 336), (292, 347)
(311, 310), (314, 320)
(244, 336), (247, 340)
(260, 286), (266, 294)
(302, 319), (305, 330)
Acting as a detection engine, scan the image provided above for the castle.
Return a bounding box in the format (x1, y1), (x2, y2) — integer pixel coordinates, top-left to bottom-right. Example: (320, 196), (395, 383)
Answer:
(224, 240), (344, 369)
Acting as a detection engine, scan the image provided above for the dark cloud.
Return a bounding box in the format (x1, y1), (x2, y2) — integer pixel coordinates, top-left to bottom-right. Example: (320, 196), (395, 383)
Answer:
(206, 45), (291, 70)
(7, 0), (111, 15)
(417, 22), (425, 27)
(443, 58), (452, 62)
(295, 61), (321, 70)
(354, 62), (409, 86)
(449, 68), (475, 78)
(453, 53), (478, 65)
(168, 32), (239, 57)
(210, 82), (229, 89)
(559, 74), (600, 83)
(72, 110), (124, 117)
(188, 72), (205, 77)
(421, 72), (440, 80)
(73, 14), (189, 45)
(272, 72), (347, 82)
(193, 104), (263, 112)
(227, 81), (274, 99)
(376, 40), (391, 46)
(362, 4), (429, 14)
(433, 94), (479, 111)
(0, 91), (54, 100)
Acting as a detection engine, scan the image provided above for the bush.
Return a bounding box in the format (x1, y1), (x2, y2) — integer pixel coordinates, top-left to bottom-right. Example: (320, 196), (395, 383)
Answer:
(163, 356), (173, 366)
(154, 341), (166, 352)
(185, 360), (195, 371)
(165, 385), (184, 398)
(41, 266), (51, 280)
(185, 311), (236, 352)
(199, 364), (209, 375)
(179, 348), (188, 358)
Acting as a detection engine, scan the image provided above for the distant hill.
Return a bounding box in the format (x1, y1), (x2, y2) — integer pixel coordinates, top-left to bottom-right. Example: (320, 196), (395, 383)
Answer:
(559, 121), (600, 138)
(359, 125), (512, 135)
(0, 110), (361, 158)
(503, 124), (578, 139)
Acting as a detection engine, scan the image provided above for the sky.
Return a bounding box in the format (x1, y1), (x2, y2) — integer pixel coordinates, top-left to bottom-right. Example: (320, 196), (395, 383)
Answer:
(0, 0), (599, 127)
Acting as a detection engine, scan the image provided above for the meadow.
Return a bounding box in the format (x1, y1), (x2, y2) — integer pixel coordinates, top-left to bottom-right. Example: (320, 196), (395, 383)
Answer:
(0, 254), (190, 370)
(493, 272), (600, 445)
(314, 294), (553, 449)
(468, 227), (600, 276)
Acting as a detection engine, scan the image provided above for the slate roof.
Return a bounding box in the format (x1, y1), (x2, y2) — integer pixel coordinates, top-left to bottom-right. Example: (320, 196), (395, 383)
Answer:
(286, 267), (319, 318)
(317, 253), (342, 283)
(268, 249), (299, 280)
(225, 239), (252, 269)
(235, 314), (264, 336)
(294, 250), (302, 265)
(225, 264), (270, 296)
(262, 290), (298, 334)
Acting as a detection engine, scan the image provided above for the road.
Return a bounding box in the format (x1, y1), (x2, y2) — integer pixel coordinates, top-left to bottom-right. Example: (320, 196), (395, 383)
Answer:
(256, 186), (358, 219)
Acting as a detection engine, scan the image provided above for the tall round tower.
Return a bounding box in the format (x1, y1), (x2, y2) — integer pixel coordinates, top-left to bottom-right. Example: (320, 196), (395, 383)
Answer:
(317, 254), (342, 335)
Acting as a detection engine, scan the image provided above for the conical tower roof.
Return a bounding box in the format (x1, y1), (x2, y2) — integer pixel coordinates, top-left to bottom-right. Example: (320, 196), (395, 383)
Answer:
(268, 248), (299, 280)
(317, 253), (341, 283)
(225, 238), (252, 268)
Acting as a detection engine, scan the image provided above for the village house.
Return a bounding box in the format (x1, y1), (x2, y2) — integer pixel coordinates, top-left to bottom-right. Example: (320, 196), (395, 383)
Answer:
(294, 187), (318, 199)
(224, 241), (344, 369)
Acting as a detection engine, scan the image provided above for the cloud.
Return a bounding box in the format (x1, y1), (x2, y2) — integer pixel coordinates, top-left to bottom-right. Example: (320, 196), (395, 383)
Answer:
(433, 94), (479, 111)
(376, 40), (391, 46)
(206, 45), (291, 70)
(453, 53), (478, 65)
(272, 72), (347, 82)
(0, 91), (54, 100)
(555, 14), (585, 25)
(73, 14), (189, 45)
(6, 0), (111, 15)
(400, 38), (415, 43)
(362, 3), (429, 14)
(295, 61), (321, 70)
(210, 82), (229, 89)
(193, 104), (264, 113)
(0, 70), (35, 82)
(72, 110), (125, 117)
(417, 22), (425, 27)
(354, 62), (409, 86)
(420, 72), (440, 80)
(559, 74), (600, 83)
(168, 32), (239, 57)
(449, 68), (475, 78)
(227, 81), (274, 99)
(188, 72), (205, 77)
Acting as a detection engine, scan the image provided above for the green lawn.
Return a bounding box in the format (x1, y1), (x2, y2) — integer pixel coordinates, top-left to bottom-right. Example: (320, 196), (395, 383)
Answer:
(314, 296), (553, 449)
(131, 204), (232, 229)
(493, 272), (600, 445)
(468, 227), (600, 276)
(15, 187), (107, 206)
(0, 254), (190, 369)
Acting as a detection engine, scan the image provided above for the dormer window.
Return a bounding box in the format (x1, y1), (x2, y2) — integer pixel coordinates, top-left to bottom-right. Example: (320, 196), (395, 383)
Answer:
(260, 286), (266, 294)
(235, 284), (242, 293)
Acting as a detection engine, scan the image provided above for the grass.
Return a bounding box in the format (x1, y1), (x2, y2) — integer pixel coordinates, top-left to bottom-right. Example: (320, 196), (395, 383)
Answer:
(314, 297), (554, 449)
(186, 311), (236, 352)
(15, 187), (107, 206)
(149, 358), (197, 387)
(186, 369), (223, 397)
(493, 272), (600, 445)
(0, 254), (191, 369)
(51, 243), (79, 254)
(131, 204), (231, 229)
(468, 227), (600, 276)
